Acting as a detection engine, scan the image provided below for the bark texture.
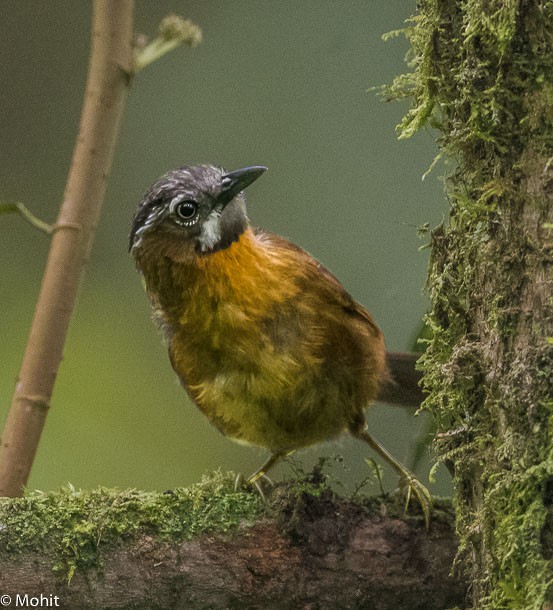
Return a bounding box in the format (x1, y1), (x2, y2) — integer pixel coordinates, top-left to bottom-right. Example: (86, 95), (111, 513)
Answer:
(388, 1), (553, 607)
(0, 483), (465, 610)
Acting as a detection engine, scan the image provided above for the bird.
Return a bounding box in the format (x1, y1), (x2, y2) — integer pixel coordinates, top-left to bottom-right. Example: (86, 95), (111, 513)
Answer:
(129, 164), (431, 523)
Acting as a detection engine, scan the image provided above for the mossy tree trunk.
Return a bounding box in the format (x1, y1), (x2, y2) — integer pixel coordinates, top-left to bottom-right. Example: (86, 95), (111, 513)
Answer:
(390, 1), (553, 607)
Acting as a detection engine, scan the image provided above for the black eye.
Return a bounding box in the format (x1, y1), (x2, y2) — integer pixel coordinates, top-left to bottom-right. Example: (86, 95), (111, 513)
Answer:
(174, 200), (198, 222)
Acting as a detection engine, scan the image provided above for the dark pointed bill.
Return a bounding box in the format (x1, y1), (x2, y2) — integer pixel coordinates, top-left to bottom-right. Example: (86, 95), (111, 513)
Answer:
(219, 165), (268, 205)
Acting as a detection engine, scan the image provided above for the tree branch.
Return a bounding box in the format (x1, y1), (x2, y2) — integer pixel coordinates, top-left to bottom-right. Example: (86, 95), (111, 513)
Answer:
(0, 477), (466, 610)
(0, 1), (134, 497)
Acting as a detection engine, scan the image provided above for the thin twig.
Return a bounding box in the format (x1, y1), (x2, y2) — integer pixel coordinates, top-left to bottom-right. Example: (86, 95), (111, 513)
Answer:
(0, 202), (53, 235)
(134, 14), (202, 73)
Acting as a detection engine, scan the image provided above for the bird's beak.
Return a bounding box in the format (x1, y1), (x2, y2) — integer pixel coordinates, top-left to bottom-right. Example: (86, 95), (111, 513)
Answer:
(219, 165), (267, 205)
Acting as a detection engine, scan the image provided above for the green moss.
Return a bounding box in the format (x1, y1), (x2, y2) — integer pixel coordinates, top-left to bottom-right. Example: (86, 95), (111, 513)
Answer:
(484, 458), (553, 608)
(0, 471), (262, 581)
(384, 1), (553, 607)
(0, 463), (439, 585)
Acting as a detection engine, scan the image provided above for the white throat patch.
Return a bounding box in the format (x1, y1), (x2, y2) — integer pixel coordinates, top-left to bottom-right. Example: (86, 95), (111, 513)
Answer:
(198, 209), (222, 252)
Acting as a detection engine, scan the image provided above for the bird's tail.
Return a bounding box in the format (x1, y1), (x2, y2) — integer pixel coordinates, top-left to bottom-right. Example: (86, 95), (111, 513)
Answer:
(377, 352), (424, 408)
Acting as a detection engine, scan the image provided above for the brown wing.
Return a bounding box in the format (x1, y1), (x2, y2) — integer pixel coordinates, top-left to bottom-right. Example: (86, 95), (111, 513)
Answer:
(253, 228), (382, 337)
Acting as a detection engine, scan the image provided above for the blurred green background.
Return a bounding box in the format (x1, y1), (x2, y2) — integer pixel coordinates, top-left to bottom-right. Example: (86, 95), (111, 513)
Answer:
(0, 2), (450, 495)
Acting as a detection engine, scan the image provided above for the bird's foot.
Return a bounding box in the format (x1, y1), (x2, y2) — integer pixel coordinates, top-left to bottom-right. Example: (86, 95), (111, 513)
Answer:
(398, 471), (432, 529)
(353, 427), (432, 527)
(234, 472), (274, 501)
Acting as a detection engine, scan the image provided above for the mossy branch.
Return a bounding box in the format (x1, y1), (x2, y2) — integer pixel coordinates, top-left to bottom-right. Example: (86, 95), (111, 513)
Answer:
(0, 473), (465, 610)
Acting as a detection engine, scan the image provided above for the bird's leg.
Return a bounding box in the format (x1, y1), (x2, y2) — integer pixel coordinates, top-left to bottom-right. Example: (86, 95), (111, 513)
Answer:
(247, 449), (295, 485)
(234, 450), (295, 499)
(350, 424), (432, 527)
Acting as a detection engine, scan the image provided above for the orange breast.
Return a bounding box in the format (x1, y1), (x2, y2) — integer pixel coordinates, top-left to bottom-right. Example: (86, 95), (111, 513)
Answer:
(144, 228), (386, 451)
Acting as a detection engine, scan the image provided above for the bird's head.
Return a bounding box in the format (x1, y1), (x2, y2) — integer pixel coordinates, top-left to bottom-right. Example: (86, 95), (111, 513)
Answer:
(129, 164), (267, 257)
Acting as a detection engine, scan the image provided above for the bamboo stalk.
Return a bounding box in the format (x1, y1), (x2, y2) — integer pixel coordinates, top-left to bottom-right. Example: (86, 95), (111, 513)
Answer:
(0, 1), (134, 496)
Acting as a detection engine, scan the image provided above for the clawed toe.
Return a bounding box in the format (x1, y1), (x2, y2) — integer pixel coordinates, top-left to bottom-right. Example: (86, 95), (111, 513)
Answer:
(234, 472), (274, 501)
(399, 473), (432, 528)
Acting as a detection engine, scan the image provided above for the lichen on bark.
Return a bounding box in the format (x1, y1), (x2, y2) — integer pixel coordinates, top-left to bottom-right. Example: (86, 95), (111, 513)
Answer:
(386, 1), (553, 607)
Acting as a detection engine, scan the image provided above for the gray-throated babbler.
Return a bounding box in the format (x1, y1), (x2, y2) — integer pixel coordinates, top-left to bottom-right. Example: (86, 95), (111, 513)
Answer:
(130, 164), (431, 523)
